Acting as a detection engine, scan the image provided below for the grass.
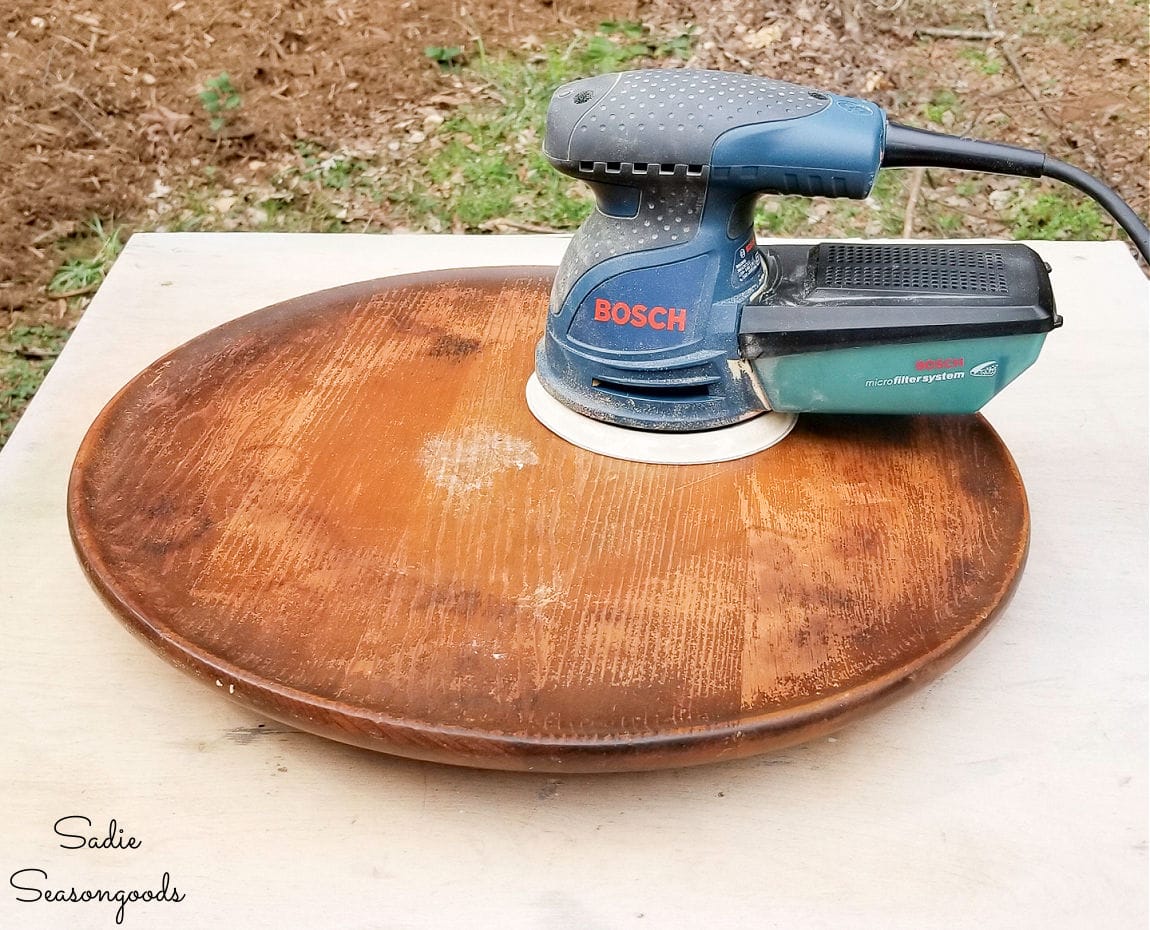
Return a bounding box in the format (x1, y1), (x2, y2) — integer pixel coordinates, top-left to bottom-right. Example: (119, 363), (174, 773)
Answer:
(296, 144), (370, 191)
(2, 220), (124, 446)
(959, 47), (1003, 75)
(1, 324), (71, 445)
(48, 218), (124, 299)
(755, 197), (816, 235)
(1009, 187), (1109, 241)
(924, 89), (962, 126)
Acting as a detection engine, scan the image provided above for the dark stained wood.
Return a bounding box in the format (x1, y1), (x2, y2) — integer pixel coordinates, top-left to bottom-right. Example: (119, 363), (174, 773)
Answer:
(68, 266), (1030, 772)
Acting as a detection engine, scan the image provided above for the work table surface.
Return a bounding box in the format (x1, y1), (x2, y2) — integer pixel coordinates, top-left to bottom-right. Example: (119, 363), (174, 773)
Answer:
(2, 233), (1146, 928)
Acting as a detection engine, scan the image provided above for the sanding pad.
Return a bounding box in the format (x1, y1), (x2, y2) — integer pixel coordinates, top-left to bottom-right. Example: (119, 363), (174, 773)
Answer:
(69, 266), (1029, 773)
(525, 373), (798, 465)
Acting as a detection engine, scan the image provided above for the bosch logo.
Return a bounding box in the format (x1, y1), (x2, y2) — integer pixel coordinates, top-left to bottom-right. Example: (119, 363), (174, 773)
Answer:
(915, 357), (964, 371)
(593, 299), (688, 332)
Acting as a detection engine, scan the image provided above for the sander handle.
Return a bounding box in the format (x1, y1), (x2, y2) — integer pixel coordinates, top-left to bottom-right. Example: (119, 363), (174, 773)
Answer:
(544, 70), (886, 214)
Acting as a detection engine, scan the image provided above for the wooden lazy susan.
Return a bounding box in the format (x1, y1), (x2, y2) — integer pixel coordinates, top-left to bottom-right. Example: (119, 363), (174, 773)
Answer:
(69, 267), (1029, 772)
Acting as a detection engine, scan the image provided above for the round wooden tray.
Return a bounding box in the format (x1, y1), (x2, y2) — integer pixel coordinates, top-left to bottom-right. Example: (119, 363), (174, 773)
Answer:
(69, 266), (1029, 772)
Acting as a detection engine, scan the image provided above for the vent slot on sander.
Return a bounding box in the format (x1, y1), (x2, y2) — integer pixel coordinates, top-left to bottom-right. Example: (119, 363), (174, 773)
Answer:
(592, 378), (711, 402)
(819, 244), (1010, 294)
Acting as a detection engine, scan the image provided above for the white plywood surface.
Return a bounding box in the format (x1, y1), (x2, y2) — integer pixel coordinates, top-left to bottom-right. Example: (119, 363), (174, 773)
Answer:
(1, 233), (1146, 928)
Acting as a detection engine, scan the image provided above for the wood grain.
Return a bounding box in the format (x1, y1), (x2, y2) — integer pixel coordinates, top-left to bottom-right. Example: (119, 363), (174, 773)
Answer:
(68, 266), (1029, 772)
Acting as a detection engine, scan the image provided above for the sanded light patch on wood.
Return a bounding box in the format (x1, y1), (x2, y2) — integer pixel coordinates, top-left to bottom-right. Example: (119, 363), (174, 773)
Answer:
(418, 427), (540, 506)
(68, 266), (1029, 772)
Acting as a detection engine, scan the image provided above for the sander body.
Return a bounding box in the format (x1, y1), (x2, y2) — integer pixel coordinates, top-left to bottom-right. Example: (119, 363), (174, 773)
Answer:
(532, 70), (1141, 433)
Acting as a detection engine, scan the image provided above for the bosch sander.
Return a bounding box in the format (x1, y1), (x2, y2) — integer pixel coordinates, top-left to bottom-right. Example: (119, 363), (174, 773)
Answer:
(527, 69), (1150, 463)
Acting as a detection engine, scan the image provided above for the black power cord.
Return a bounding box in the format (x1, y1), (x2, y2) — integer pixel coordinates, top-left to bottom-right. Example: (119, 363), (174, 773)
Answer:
(1039, 157), (1150, 262)
(881, 122), (1150, 263)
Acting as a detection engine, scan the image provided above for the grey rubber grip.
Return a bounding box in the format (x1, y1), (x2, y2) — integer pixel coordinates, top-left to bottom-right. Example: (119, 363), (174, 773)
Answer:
(544, 70), (831, 166)
(548, 169), (709, 313)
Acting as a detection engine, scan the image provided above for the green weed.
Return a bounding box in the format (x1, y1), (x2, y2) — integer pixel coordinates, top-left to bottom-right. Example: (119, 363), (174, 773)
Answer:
(583, 21), (696, 70)
(959, 48), (1003, 75)
(48, 218), (124, 297)
(932, 210), (964, 233)
(3, 324), (69, 358)
(296, 145), (370, 191)
(925, 89), (961, 125)
(755, 197), (814, 235)
(7, 224), (121, 445)
(1, 324), (71, 445)
(199, 73), (242, 133)
(425, 46), (466, 68)
(1009, 188), (1109, 241)
(861, 170), (908, 237)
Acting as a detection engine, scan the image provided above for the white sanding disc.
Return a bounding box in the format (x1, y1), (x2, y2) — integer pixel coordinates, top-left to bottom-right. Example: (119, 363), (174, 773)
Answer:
(525, 373), (798, 465)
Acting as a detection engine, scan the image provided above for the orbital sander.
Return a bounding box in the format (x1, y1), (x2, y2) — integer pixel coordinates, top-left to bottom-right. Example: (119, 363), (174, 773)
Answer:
(527, 69), (1150, 463)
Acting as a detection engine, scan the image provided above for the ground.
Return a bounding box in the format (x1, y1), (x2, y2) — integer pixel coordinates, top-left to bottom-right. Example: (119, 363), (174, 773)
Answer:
(1, 0), (1146, 443)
